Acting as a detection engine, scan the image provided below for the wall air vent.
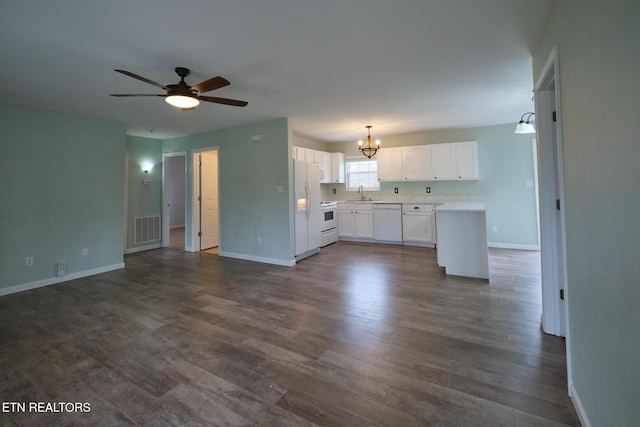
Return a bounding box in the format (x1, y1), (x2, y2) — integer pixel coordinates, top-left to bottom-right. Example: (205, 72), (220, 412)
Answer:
(134, 215), (161, 244)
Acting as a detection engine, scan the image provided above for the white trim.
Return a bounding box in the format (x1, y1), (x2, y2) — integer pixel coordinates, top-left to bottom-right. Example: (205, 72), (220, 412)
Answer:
(170, 224), (185, 229)
(535, 45), (572, 391)
(124, 243), (162, 254)
(569, 383), (592, 427)
(124, 151), (129, 253)
(162, 151), (187, 250)
(0, 263), (125, 297)
(488, 242), (539, 250)
(218, 250), (295, 267)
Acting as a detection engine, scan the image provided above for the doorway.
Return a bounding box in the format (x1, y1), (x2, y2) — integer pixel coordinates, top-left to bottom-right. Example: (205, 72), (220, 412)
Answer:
(192, 148), (220, 253)
(535, 46), (568, 338)
(162, 152), (187, 250)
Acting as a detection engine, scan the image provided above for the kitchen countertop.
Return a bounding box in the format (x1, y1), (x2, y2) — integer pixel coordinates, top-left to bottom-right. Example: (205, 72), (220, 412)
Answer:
(434, 201), (486, 212)
(328, 196), (485, 205)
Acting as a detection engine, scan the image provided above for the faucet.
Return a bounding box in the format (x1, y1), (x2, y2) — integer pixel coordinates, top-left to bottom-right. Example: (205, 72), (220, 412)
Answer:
(358, 185), (366, 201)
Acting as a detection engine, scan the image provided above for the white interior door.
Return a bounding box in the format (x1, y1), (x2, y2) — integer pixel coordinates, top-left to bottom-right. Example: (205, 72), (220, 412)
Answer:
(200, 151), (219, 250)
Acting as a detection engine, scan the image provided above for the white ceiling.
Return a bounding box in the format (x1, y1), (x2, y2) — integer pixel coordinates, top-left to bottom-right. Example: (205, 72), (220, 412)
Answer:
(0, 0), (553, 142)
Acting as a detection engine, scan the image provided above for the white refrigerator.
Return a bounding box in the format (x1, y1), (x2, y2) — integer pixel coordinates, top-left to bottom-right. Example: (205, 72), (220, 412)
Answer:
(294, 160), (321, 261)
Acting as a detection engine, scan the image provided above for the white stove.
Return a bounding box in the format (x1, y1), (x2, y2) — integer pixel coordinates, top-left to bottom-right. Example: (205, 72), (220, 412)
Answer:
(320, 202), (338, 247)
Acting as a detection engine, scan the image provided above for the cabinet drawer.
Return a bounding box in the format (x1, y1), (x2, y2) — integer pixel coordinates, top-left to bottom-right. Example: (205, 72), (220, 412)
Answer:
(339, 203), (373, 211)
(402, 204), (434, 213)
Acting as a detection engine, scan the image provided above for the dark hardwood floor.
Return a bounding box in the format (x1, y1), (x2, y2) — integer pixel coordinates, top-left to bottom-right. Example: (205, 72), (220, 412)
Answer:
(0, 242), (579, 426)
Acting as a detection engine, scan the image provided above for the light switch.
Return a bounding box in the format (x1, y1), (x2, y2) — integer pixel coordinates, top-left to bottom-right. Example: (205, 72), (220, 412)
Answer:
(277, 185), (284, 193)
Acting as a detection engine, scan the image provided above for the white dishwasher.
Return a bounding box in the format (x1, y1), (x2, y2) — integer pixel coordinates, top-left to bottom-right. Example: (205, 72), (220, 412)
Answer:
(373, 204), (402, 243)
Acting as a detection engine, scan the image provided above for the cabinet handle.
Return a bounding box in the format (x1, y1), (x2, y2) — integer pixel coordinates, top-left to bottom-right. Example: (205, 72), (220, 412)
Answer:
(414, 206), (420, 210)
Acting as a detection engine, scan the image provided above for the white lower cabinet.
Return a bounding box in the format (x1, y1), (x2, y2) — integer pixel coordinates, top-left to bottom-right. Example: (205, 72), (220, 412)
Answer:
(402, 204), (436, 247)
(338, 203), (374, 240)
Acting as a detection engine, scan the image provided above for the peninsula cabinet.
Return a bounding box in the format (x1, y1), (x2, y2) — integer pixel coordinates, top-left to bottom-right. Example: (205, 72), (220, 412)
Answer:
(402, 204), (436, 247)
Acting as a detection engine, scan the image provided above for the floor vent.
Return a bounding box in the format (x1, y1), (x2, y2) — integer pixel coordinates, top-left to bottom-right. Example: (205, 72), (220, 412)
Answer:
(134, 215), (161, 244)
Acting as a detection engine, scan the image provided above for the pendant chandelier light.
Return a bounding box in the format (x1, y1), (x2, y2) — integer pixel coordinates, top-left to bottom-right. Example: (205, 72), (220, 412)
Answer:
(358, 125), (381, 159)
(514, 112), (536, 134)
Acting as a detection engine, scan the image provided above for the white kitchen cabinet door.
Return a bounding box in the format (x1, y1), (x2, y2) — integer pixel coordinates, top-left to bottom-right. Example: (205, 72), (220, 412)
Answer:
(402, 145), (432, 181)
(331, 152), (345, 183)
(338, 210), (356, 238)
(320, 151), (332, 183)
(354, 211), (374, 239)
(430, 143), (457, 180)
(377, 147), (403, 181)
(455, 141), (478, 180)
(295, 146), (310, 162)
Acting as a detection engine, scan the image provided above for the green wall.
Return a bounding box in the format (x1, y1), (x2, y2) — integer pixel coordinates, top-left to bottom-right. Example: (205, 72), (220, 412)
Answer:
(533, 1), (640, 425)
(163, 118), (293, 263)
(323, 124), (539, 248)
(0, 104), (126, 292)
(125, 136), (163, 251)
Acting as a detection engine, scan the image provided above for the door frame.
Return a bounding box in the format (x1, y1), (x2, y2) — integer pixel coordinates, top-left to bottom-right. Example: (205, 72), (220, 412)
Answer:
(191, 146), (220, 252)
(534, 45), (571, 385)
(162, 151), (187, 249)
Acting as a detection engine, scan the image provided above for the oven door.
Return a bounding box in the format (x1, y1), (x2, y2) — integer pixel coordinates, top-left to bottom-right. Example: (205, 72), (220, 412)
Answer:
(321, 206), (337, 231)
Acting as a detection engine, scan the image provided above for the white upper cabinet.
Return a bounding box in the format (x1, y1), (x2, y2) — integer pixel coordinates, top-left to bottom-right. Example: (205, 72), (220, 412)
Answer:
(430, 143), (457, 180)
(331, 152), (345, 183)
(454, 141), (478, 180)
(320, 151), (332, 183)
(402, 145), (432, 181)
(377, 141), (478, 182)
(377, 147), (404, 182)
(293, 146), (345, 184)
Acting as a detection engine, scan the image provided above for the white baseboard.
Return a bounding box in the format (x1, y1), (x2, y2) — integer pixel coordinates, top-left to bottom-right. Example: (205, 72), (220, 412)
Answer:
(569, 383), (592, 427)
(124, 243), (162, 254)
(0, 263), (125, 297)
(488, 242), (540, 250)
(218, 251), (295, 267)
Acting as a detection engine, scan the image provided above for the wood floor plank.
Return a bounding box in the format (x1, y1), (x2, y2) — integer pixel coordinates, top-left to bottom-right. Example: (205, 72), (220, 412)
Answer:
(0, 243), (578, 426)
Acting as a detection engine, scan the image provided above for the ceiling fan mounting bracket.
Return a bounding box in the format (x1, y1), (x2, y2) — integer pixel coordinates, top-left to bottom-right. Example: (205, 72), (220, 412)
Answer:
(175, 67), (190, 79)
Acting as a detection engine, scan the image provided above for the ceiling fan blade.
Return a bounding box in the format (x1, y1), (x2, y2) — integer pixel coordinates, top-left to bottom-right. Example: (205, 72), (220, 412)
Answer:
(114, 69), (170, 90)
(199, 95), (248, 107)
(110, 94), (166, 97)
(192, 76), (230, 94)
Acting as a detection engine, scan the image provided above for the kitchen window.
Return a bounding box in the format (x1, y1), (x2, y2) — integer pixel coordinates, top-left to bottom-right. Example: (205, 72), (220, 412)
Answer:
(345, 157), (380, 191)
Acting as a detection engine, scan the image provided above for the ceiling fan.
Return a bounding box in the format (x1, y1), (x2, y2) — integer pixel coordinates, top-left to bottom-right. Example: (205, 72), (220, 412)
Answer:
(110, 67), (248, 111)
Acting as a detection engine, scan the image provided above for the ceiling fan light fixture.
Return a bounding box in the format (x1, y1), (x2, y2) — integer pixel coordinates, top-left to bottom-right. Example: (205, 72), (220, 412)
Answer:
(165, 95), (200, 109)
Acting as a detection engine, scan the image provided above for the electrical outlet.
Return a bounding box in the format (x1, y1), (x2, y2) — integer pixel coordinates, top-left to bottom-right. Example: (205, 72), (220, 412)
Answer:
(26, 256), (33, 267)
(82, 248), (88, 256)
(492, 226), (498, 233)
(332, 188), (336, 195)
(394, 187), (399, 194)
(426, 187), (431, 194)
